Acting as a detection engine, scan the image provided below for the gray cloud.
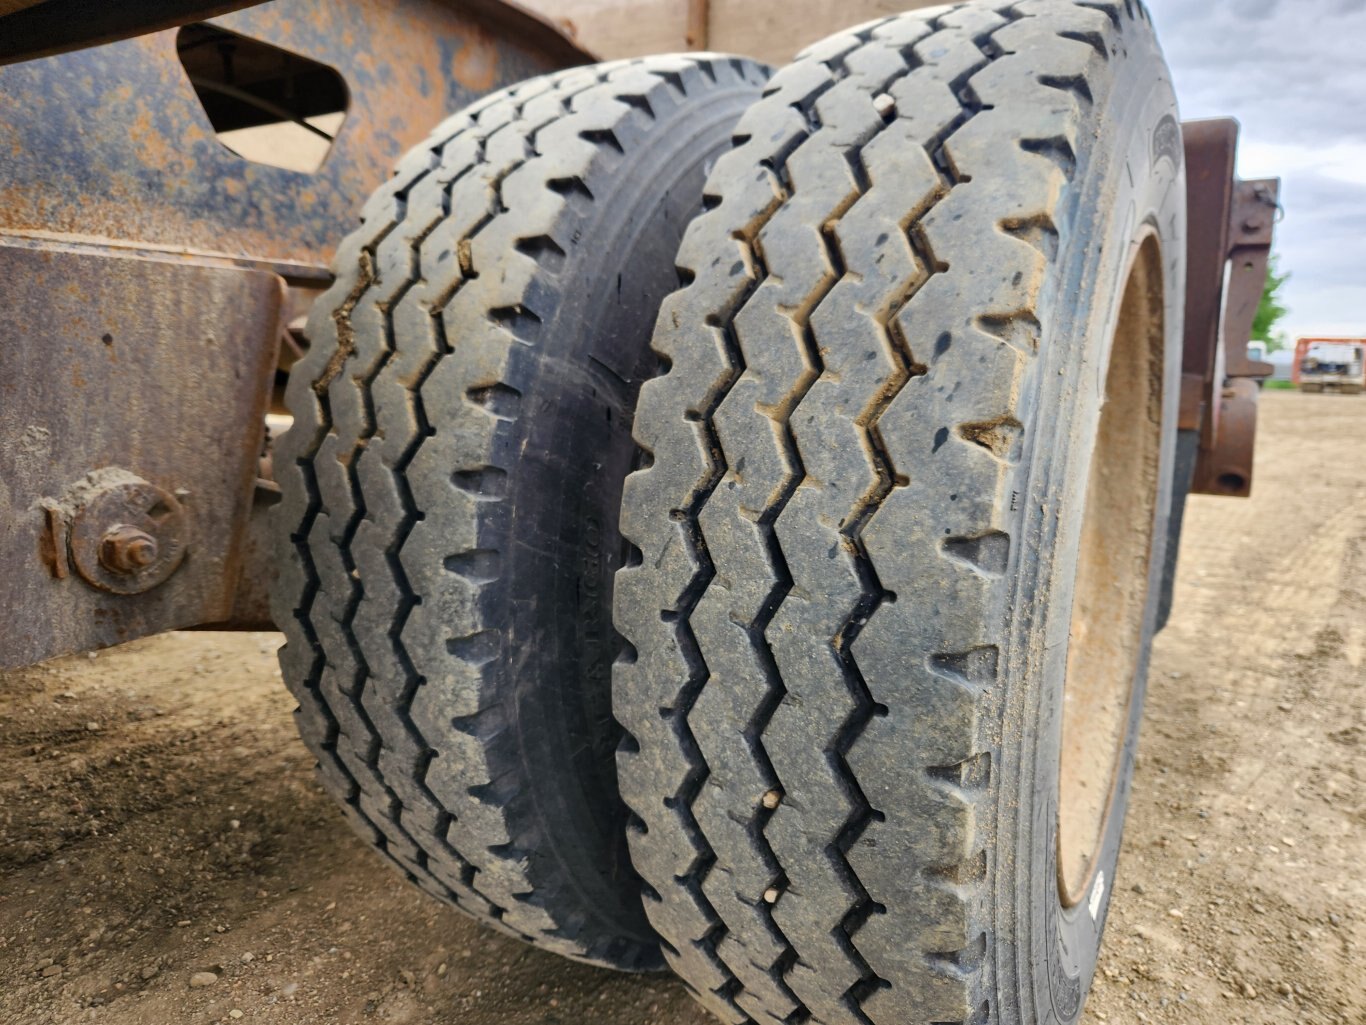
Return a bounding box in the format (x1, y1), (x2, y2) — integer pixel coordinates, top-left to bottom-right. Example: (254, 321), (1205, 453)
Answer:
(1146, 0), (1366, 334)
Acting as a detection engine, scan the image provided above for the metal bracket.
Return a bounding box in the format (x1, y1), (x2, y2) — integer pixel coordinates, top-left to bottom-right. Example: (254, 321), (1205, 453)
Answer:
(1157, 119), (1281, 630)
(1177, 119), (1280, 498)
(0, 243), (283, 671)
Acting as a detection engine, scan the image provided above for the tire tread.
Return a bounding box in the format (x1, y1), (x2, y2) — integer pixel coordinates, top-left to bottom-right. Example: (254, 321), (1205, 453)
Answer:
(274, 54), (769, 968)
(615, 1), (1145, 1018)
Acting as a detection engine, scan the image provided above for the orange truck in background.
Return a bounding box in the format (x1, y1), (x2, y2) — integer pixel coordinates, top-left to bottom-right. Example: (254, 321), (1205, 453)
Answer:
(1294, 337), (1366, 393)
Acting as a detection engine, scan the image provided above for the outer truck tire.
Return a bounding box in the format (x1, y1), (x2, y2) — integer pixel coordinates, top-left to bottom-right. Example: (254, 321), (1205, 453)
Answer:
(272, 54), (769, 971)
(614, 2), (1184, 1021)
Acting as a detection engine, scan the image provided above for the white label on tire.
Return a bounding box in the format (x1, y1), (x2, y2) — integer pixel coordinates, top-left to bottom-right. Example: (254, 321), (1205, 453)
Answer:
(1089, 870), (1106, 920)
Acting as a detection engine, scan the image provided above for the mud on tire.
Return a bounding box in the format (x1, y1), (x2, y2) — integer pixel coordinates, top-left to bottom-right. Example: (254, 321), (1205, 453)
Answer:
(614, 1), (1183, 1021)
(271, 54), (769, 971)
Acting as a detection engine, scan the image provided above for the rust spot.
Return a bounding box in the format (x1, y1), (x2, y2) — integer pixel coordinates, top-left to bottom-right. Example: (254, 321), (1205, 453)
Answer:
(313, 250), (373, 396)
(452, 25), (499, 92)
(39, 502), (68, 579)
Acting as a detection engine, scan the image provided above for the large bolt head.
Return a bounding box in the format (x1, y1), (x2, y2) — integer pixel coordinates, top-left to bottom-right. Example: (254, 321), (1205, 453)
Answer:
(100, 526), (160, 575)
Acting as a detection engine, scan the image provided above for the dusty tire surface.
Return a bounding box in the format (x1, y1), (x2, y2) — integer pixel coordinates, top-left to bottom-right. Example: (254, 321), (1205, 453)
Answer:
(615, 2), (1183, 1022)
(271, 54), (769, 971)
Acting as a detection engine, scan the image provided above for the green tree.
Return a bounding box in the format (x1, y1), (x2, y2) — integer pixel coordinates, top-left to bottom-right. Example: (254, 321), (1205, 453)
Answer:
(1252, 252), (1290, 352)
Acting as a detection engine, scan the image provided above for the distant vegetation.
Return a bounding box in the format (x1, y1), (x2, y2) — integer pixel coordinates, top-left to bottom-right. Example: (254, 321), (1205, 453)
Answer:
(1252, 252), (1290, 353)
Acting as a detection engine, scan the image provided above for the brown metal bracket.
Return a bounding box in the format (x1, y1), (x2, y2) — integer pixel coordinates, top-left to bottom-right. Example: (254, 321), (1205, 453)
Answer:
(686, 0), (710, 49)
(1179, 118), (1281, 497)
(0, 242), (283, 671)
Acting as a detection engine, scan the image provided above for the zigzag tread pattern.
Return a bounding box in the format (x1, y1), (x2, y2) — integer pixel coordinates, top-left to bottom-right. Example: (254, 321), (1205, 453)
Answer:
(273, 53), (768, 970)
(615, 1), (1146, 1021)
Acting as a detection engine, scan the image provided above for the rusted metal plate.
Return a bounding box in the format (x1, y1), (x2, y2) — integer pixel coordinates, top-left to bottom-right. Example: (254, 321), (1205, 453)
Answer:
(1179, 119), (1236, 436)
(1221, 178), (1278, 380)
(0, 2), (266, 64)
(1193, 378), (1259, 497)
(1178, 118), (1280, 498)
(0, 243), (282, 670)
(198, 484), (280, 630)
(1186, 175), (1279, 498)
(1159, 121), (1281, 626)
(0, 0), (575, 269)
(0, 0), (591, 68)
(0, 1), (590, 669)
(1190, 174), (1280, 498)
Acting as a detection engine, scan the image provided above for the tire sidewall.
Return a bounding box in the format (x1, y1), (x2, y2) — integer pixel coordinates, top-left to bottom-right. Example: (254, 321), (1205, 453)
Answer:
(999, 34), (1186, 1025)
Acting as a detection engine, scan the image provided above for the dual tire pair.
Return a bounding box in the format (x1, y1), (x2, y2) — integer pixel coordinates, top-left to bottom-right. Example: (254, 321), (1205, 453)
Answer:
(273, 3), (1184, 1022)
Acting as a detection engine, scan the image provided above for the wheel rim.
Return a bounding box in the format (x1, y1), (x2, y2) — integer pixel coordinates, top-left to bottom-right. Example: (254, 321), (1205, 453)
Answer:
(1057, 233), (1165, 907)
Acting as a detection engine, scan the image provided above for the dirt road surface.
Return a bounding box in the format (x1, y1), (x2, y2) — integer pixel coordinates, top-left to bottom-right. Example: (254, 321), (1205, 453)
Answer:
(2, 390), (1362, 1025)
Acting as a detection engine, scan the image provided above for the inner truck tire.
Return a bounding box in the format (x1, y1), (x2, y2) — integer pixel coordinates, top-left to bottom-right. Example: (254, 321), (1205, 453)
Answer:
(614, 2), (1183, 1022)
(271, 54), (769, 971)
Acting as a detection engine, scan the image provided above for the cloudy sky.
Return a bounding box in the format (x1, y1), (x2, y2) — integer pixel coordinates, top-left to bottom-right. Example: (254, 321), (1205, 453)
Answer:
(1146, 0), (1366, 341)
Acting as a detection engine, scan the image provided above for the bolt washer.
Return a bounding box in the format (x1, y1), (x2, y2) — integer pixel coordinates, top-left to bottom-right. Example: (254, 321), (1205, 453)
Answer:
(70, 480), (187, 595)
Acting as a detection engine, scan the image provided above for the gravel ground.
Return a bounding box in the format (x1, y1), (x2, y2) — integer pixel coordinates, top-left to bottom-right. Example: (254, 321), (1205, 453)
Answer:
(1, 390), (1362, 1025)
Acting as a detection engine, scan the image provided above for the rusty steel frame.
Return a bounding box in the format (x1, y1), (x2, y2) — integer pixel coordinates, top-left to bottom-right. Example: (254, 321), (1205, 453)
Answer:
(0, 0), (584, 267)
(1156, 117), (1280, 630)
(0, 2), (267, 64)
(0, 0), (590, 69)
(0, 242), (285, 670)
(1177, 118), (1280, 499)
(686, 0), (711, 49)
(0, 0), (587, 672)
